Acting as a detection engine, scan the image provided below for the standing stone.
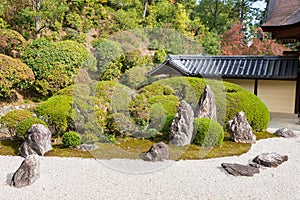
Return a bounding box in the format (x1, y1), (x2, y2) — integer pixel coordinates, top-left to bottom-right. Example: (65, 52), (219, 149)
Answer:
(228, 111), (256, 143)
(11, 155), (40, 188)
(19, 124), (52, 158)
(195, 85), (217, 121)
(253, 153), (288, 167)
(169, 100), (194, 146)
(274, 128), (295, 138)
(143, 142), (170, 162)
(221, 163), (260, 176)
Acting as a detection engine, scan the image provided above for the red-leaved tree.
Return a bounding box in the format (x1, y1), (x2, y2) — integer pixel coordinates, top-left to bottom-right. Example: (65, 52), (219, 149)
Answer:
(221, 23), (289, 56)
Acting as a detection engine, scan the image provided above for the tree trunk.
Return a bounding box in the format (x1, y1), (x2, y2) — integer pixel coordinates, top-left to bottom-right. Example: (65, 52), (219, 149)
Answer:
(35, 0), (42, 38)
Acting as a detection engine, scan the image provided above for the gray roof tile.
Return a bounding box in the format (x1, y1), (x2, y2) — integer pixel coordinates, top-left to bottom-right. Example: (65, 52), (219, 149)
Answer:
(149, 55), (299, 79)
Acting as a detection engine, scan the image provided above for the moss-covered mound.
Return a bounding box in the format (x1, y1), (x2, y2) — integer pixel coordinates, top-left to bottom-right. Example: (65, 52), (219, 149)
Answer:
(140, 77), (269, 131)
(193, 118), (224, 147)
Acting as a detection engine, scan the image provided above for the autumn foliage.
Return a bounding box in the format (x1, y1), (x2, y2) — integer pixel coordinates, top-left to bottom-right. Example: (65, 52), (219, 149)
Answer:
(221, 23), (289, 56)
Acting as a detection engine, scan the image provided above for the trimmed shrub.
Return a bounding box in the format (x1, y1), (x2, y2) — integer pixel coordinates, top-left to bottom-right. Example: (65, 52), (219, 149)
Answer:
(0, 29), (27, 58)
(140, 77), (270, 131)
(149, 103), (167, 131)
(0, 109), (32, 137)
(62, 131), (82, 148)
(120, 66), (149, 89)
(106, 112), (138, 136)
(0, 54), (35, 97)
(34, 95), (73, 135)
(147, 95), (179, 116)
(16, 117), (47, 137)
(21, 39), (96, 96)
(161, 114), (175, 141)
(193, 118), (224, 147)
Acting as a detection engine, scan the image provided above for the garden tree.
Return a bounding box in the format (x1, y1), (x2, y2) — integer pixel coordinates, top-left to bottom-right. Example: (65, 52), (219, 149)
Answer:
(221, 23), (289, 55)
(195, 0), (236, 34)
(0, 0), (68, 38)
(0, 54), (35, 97)
(187, 18), (221, 55)
(145, 0), (190, 33)
(21, 39), (96, 96)
(25, 0), (69, 38)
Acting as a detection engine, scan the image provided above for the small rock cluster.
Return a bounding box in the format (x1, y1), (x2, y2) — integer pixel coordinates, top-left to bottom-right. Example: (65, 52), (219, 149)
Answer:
(222, 152), (288, 177)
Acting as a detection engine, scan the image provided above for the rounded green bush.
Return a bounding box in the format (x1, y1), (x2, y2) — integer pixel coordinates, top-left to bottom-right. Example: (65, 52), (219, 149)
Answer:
(193, 118), (224, 147)
(0, 54), (35, 97)
(21, 39), (96, 96)
(62, 131), (82, 148)
(16, 117), (47, 137)
(161, 114), (175, 141)
(0, 109), (32, 137)
(34, 95), (73, 135)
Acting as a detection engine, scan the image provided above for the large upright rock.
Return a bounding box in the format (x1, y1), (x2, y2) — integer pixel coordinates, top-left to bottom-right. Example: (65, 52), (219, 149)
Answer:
(228, 111), (256, 143)
(19, 124), (52, 158)
(143, 142), (170, 162)
(195, 84), (217, 121)
(11, 155), (40, 188)
(169, 100), (194, 146)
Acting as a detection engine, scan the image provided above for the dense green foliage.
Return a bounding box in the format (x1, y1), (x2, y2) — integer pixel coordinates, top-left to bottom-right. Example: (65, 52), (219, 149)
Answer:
(0, 54), (35, 97)
(16, 117), (47, 137)
(140, 77), (270, 131)
(0, 110), (32, 137)
(34, 95), (73, 135)
(21, 39), (96, 96)
(161, 114), (175, 141)
(62, 131), (81, 148)
(193, 118), (224, 147)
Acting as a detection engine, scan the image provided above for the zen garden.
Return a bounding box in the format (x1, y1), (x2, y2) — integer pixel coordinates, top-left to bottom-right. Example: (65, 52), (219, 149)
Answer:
(0, 0), (299, 190)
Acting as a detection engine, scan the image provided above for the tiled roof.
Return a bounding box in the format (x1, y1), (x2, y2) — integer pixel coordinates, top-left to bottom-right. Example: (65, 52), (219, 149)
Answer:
(149, 55), (299, 79)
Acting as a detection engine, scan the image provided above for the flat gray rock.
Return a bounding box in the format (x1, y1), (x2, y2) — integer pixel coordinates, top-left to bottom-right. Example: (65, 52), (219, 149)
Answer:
(19, 124), (52, 158)
(143, 142), (170, 162)
(169, 100), (194, 146)
(11, 155), (40, 188)
(274, 128), (295, 138)
(221, 163), (259, 176)
(253, 152), (288, 168)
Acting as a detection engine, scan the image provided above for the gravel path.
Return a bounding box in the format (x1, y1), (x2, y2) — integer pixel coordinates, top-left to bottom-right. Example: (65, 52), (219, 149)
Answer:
(1, 134), (300, 200)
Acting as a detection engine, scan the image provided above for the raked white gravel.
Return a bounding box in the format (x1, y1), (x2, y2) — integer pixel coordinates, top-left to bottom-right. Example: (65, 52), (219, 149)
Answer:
(1, 135), (300, 200)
